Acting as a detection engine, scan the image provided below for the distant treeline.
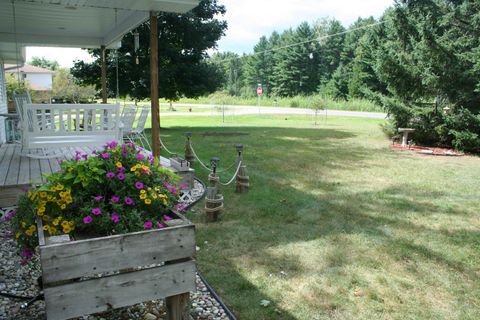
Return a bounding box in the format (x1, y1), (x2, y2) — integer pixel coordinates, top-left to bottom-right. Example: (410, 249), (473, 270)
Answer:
(209, 0), (480, 152)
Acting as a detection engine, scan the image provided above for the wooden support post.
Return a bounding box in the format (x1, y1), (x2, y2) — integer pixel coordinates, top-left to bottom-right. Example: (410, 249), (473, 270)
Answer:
(236, 164), (249, 193)
(150, 12), (161, 158)
(166, 292), (190, 320)
(100, 45), (107, 104)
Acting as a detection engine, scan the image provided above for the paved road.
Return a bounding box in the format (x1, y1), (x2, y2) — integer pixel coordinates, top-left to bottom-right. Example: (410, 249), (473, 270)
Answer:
(159, 103), (387, 119)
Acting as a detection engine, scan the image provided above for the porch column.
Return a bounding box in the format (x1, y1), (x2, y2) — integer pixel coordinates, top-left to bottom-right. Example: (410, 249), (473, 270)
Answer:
(100, 45), (107, 103)
(150, 11), (161, 158)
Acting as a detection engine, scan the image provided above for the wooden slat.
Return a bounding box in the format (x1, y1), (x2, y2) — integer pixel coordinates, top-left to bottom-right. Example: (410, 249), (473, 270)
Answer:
(29, 154), (42, 185)
(0, 144), (15, 185)
(40, 224), (195, 284)
(44, 260), (196, 320)
(4, 144), (20, 185)
(17, 150), (31, 185)
(39, 158), (51, 183)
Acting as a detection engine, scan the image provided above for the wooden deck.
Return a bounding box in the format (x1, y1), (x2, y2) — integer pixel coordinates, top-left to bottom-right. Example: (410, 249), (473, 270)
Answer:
(0, 143), (171, 207)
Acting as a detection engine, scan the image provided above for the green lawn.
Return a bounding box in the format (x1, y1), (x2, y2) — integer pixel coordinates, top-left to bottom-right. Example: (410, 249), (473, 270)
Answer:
(147, 114), (479, 320)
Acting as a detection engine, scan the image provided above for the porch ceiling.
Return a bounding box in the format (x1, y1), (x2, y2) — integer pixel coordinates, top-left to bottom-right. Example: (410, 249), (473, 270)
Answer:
(0, 0), (199, 63)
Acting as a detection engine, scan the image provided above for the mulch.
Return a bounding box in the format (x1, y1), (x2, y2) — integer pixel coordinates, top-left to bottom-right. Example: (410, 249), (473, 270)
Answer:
(390, 143), (464, 156)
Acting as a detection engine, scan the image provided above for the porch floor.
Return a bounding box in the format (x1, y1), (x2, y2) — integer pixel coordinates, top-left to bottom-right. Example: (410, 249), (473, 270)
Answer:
(0, 143), (171, 207)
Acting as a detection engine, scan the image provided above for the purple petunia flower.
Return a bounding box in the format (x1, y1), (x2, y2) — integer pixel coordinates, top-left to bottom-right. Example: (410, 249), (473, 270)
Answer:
(92, 208), (102, 215)
(135, 181), (144, 189)
(163, 215), (172, 221)
(143, 221), (153, 229)
(136, 154), (144, 160)
(111, 195), (120, 203)
(21, 248), (33, 259)
(124, 197), (134, 205)
(101, 153), (110, 159)
(83, 215), (93, 224)
(157, 222), (165, 229)
(94, 195), (103, 202)
(121, 149), (128, 155)
(106, 172), (115, 178)
(117, 173), (125, 181)
(111, 213), (120, 224)
(163, 181), (177, 195)
(116, 166), (125, 172)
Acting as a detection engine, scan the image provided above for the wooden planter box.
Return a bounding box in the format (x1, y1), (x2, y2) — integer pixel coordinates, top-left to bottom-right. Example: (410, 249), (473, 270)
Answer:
(36, 214), (196, 320)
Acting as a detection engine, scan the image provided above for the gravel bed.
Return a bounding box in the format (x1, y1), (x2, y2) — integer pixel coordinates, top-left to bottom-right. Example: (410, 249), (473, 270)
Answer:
(0, 179), (231, 320)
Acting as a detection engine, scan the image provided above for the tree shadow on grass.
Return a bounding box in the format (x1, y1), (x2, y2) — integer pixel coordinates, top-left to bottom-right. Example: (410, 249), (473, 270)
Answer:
(146, 126), (479, 319)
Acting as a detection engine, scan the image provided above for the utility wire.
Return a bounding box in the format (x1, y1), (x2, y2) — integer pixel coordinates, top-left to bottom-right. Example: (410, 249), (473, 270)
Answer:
(210, 20), (386, 65)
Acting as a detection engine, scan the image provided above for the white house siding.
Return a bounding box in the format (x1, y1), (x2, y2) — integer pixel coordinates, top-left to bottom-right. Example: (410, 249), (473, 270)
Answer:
(26, 73), (52, 90)
(0, 61), (7, 143)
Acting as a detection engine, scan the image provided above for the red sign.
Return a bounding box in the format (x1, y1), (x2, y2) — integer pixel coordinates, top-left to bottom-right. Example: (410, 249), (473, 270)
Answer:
(257, 87), (263, 95)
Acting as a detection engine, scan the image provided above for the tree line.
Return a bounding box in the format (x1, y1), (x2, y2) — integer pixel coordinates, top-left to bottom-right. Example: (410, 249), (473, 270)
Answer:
(210, 0), (480, 152)
(71, 0), (479, 152)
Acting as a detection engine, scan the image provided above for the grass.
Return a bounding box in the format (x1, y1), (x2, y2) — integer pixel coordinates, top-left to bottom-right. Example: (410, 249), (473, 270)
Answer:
(145, 114), (479, 320)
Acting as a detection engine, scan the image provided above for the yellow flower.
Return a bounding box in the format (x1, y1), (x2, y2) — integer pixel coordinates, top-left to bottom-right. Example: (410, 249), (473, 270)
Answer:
(15, 232), (21, 239)
(29, 225), (36, 232)
(25, 229), (34, 236)
(48, 227), (58, 235)
(47, 195), (53, 201)
(145, 199), (152, 205)
(42, 215), (50, 222)
(63, 225), (72, 234)
(116, 162), (122, 168)
(152, 193), (158, 199)
(61, 220), (70, 228)
(40, 191), (47, 198)
(43, 225), (50, 232)
(163, 199), (168, 206)
(60, 204), (66, 210)
(140, 193), (147, 200)
(140, 189), (146, 194)
(52, 219), (60, 226)
(56, 184), (64, 191)
(21, 221), (27, 228)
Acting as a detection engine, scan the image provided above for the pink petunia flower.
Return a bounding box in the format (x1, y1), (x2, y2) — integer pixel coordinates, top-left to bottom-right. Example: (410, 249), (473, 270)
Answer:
(135, 181), (144, 189)
(106, 172), (115, 178)
(136, 154), (144, 160)
(157, 222), (166, 229)
(21, 248), (33, 259)
(83, 215), (93, 224)
(94, 195), (103, 202)
(124, 197), (134, 205)
(111, 195), (120, 203)
(92, 208), (102, 215)
(111, 213), (120, 224)
(163, 215), (172, 221)
(117, 173), (125, 181)
(101, 153), (110, 159)
(116, 166), (125, 172)
(121, 149), (128, 155)
(143, 221), (153, 229)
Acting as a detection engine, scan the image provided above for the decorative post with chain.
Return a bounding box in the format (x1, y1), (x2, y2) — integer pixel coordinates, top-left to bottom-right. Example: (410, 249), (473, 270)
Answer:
(235, 144), (249, 193)
(184, 132), (195, 165)
(205, 157), (223, 222)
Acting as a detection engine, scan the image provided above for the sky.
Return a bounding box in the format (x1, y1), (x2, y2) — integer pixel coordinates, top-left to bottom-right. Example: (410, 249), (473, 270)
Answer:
(26, 0), (394, 67)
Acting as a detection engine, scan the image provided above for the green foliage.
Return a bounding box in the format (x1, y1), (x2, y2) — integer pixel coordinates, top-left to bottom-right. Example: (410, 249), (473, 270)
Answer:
(5, 73), (29, 101)
(29, 56), (60, 71)
(52, 68), (96, 103)
(71, 0), (227, 101)
(11, 142), (182, 258)
(375, 0), (480, 152)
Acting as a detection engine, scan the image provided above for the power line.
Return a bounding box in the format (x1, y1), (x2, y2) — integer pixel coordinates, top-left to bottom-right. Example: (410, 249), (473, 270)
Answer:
(210, 20), (386, 65)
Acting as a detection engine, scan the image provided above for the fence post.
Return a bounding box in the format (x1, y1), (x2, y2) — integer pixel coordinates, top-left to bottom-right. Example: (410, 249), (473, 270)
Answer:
(235, 144), (249, 193)
(184, 132), (195, 165)
(205, 157), (223, 222)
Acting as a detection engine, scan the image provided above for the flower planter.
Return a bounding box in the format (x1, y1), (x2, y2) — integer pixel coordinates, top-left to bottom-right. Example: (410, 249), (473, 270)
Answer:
(36, 213), (196, 320)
